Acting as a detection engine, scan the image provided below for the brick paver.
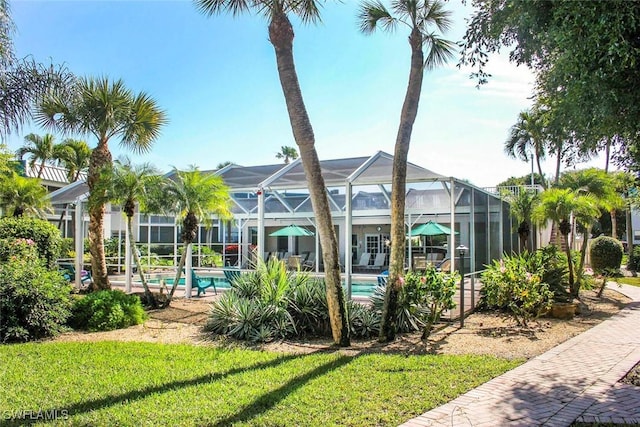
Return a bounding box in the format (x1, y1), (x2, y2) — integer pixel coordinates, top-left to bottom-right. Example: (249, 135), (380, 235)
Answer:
(401, 284), (640, 427)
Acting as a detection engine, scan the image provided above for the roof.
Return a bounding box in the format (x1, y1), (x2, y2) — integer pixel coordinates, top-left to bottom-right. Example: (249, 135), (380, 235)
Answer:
(22, 162), (87, 184)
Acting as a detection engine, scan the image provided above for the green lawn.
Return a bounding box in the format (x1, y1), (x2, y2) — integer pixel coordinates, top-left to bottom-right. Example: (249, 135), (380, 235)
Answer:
(0, 341), (520, 426)
(612, 276), (640, 287)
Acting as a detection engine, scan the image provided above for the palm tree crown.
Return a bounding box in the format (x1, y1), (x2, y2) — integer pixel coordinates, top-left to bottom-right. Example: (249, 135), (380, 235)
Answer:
(0, 174), (50, 217)
(53, 138), (91, 182)
(16, 133), (56, 178)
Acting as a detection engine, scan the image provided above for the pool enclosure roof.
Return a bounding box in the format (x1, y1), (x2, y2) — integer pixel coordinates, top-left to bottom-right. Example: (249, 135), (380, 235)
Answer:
(217, 151), (448, 191)
(47, 150), (489, 208)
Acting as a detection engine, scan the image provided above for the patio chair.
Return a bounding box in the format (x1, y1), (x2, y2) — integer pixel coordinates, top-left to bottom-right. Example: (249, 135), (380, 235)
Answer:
(370, 252), (387, 271)
(59, 263), (92, 287)
(302, 252), (315, 271)
(191, 269), (217, 297)
(377, 270), (388, 286)
(287, 255), (302, 271)
(223, 268), (241, 285)
(353, 252), (371, 272)
(436, 258), (451, 272)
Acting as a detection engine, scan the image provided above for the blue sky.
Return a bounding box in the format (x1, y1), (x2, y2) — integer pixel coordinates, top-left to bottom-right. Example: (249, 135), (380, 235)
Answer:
(6, 0), (603, 187)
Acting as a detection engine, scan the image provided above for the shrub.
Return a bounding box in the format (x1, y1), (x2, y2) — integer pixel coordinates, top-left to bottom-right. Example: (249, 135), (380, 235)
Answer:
(205, 258), (302, 342)
(528, 246), (570, 302)
(590, 236), (624, 297)
(630, 245), (640, 272)
(347, 300), (379, 338)
(70, 290), (146, 331)
(0, 217), (63, 268)
(590, 236), (623, 274)
(0, 239), (72, 342)
(481, 253), (554, 327)
(418, 266), (458, 339)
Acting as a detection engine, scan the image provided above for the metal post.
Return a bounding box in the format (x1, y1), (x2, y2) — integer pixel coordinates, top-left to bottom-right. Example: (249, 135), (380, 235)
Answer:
(456, 245), (468, 328)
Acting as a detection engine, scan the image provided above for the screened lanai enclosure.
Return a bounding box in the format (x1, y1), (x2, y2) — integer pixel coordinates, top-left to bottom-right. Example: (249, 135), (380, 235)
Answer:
(48, 151), (520, 295)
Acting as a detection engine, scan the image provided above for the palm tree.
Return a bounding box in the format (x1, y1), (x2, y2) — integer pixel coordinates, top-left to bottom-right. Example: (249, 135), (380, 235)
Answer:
(103, 157), (163, 307)
(195, 0), (350, 346)
(161, 166), (231, 307)
(0, 174), (50, 217)
(53, 138), (91, 182)
(276, 145), (298, 164)
(16, 133), (56, 178)
(503, 187), (538, 252)
(533, 188), (599, 298)
(36, 77), (167, 289)
(35, 76), (167, 289)
(358, 0), (456, 342)
(505, 109), (548, 189)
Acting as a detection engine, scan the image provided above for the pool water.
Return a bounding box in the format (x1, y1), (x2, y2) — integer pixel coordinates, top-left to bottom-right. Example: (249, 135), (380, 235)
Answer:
(150, 276), (379, 297)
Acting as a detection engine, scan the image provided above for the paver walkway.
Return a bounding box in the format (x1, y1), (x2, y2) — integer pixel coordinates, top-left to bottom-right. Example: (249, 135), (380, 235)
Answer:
(401, 284), (640, 426)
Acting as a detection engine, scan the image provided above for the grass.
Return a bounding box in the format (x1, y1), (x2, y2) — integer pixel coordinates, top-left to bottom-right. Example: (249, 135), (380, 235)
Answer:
(612, 276), (640, 287)
(0, 341), (520, 426)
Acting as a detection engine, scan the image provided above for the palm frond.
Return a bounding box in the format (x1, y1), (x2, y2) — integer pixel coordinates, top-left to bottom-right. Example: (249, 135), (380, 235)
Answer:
(423, 33), (456, 70)
(194, 0), (251, 17)
(358, 1), (396, 34)
(419, 0), (452, 34)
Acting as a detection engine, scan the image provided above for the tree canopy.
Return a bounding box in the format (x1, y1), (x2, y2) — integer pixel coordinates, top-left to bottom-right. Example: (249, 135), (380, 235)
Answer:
(462, 0), (640, 171)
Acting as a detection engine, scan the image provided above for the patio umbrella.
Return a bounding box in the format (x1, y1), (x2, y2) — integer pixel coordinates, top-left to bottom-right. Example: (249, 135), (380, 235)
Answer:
(409, 221), (457, 236)
(269, 224), (315, 237)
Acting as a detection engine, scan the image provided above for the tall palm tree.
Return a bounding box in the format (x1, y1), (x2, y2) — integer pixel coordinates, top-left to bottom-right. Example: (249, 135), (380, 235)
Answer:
(162, 166), (231, 307)
(16, 133), (56, 178)
(503, 187), (538, 252)
(0, 174), (50, 217)
(505, 109), (548, 189)
(53, 138), (91, 182)
(103, 157), (163, 307)
(275, 145), (298, 164)
(195, 0), (350, 346)
(359, 0), (456, 342)
(35, 76), (167, 289)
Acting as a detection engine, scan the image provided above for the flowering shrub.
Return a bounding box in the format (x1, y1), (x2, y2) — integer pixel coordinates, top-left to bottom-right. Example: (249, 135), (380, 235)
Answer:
(0, 217), (63, 268)
(481, 254), (554, 327)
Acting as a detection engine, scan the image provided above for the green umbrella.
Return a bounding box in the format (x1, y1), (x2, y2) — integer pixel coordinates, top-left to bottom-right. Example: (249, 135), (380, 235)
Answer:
(269, 225), (315, 237)
(409, 221), (458, 236)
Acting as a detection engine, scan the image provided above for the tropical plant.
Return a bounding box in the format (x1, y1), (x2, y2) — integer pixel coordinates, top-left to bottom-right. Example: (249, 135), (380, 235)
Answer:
(35, 76), (167, 289)
(0, 173), (50, 217)
(503, 187), (538, 252)
(16, 133), (56, 178)
(358, 0), (456, 342)
(533, 188), (599, 297)
(101, 157), (164, 307)
(589, 236), (623, 297)
(161, 166), (231, 307)
(558, 168), (621, 294)
(206, 258), (307, 341)
(53, 138), (91, 182)
(275, 145), (298, 164)
(195, 0), (350, 346)
(504, 109), (548, 189)
(0, 236), (72, 342)
(418, 265), (457, 339)
(481, 254), (554, 327)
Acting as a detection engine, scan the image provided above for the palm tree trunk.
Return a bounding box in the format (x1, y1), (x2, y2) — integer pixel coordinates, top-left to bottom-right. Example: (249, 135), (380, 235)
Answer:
(87, 140), (112, 289)
(163, 242), (187, 308)
(535, 154), (547, 189)
(554, 142), (563, 186)
(564, 233), (576, 298)
(128, 214), (155, 307)
(380, 28), (424, 343)
(610, 209), (617, 238)
(269, 11), (349, 346)
(576, 224), (591, 296)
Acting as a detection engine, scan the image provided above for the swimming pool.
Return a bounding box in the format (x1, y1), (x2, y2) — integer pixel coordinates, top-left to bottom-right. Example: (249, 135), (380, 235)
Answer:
(149, 275), (379, 298)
